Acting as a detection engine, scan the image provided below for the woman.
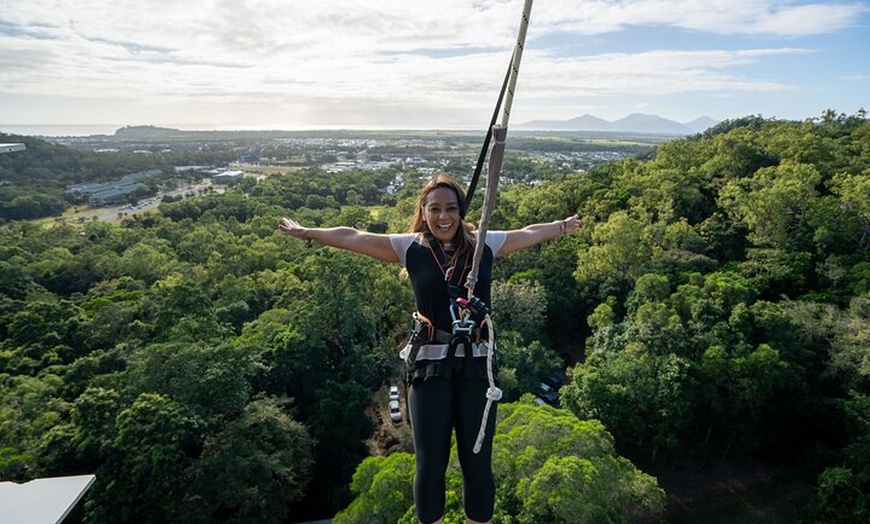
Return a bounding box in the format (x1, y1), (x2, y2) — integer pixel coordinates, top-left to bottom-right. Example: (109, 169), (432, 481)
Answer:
(279, 175), (578, 524)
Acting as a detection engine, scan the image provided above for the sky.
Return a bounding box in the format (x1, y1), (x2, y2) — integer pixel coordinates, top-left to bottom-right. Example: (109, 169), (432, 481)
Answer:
(1, 0), (868, 133)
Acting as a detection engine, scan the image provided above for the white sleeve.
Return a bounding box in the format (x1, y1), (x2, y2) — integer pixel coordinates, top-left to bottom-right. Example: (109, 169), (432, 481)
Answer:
(389, 233), (419, 266)
(485, 231), (507, 256)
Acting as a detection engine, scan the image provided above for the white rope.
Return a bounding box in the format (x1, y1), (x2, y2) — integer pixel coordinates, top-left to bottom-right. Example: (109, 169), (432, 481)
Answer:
(473, 314), (501, 454)
(468, 0), (534, 455)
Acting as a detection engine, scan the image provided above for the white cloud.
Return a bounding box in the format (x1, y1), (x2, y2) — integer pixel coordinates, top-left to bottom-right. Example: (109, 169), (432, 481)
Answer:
(534, 0), (869, 37)
(522, 47), (810, 99)
(0, 0), (866, 126)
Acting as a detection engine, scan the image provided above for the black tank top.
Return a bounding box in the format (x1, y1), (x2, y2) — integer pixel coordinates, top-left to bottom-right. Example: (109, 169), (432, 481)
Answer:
(403, 236), (496, 333)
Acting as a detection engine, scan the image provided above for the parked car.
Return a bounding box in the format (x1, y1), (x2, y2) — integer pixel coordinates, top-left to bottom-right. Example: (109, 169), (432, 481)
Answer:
(537, 382), (559, 405)
(542, 375), (563, 390)
(389, 385), (399, 401)
(389, 400), (402, 423)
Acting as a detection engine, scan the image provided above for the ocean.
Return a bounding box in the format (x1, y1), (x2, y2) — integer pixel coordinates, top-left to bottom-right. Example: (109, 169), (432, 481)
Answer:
(0, 124), (126, 138)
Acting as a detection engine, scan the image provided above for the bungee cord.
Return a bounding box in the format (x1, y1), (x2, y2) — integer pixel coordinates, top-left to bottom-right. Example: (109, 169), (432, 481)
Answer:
(466, 0), (533, 302)
(464, 54), (513, 217)
(470, 0), (534, 454)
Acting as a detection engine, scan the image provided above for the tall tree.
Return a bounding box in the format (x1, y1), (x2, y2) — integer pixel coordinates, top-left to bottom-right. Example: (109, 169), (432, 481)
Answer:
(183, 396), (315, 524)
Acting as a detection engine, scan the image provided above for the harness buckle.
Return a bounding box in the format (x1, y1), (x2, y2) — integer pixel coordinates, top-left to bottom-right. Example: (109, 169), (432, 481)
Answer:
(452, 319), (475, 335)
(411, 312), (434, 342)
(459, 296), (489, 317)
(450, 300), (476, 335)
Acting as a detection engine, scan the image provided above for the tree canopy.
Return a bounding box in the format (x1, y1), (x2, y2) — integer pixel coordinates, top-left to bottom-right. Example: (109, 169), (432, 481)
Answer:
(1, 111), (868, 522)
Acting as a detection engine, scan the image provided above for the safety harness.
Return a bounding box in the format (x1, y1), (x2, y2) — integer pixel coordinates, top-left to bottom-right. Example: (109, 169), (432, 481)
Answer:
(401, 232), (492, 383)
(400, 230), (499, 454)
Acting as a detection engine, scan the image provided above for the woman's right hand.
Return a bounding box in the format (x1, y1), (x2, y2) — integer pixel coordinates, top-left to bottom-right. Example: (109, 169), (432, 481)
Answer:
(277, 217), (399, 262)
(278, 217), (308, 238)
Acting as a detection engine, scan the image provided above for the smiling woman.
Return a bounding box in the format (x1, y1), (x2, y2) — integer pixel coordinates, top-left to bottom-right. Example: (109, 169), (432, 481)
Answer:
(278, 173), (578, 524)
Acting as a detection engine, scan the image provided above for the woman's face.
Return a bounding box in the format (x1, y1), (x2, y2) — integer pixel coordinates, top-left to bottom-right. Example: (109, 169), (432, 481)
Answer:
(423, 186), (462, 243)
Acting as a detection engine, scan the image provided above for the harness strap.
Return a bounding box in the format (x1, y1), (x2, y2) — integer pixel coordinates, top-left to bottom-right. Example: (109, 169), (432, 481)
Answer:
(401, 319), (494, 384)
(406, 356), (491, 384)
(424, 231), (451, 268)
(424, 231), (471, 301)
(402, 311), (489, 358)
(444, 334), (465, 381)
(407, 341), (491, 361)
(431, 329), (453, 345)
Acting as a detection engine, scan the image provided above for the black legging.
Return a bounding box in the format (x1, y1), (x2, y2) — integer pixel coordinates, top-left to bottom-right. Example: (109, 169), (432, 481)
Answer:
(408, 368), (497, 523)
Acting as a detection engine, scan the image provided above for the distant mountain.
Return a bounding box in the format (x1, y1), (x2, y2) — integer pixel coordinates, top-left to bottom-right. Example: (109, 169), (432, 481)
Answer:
(684, 116), (719, 133)
(561, 114), (613, 131)
(517, 113), (718, 135)
(114, 125), (182, 137)
(613, 114), (689, 134)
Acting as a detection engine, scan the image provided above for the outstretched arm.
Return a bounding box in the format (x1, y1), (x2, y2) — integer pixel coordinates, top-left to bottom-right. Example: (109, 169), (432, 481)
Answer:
(497, 214), (579, 256)
(278, 217), (399, 263)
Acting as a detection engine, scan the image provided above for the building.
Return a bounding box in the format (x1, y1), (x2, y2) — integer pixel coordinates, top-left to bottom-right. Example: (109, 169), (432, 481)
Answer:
(88, 184), (148, 207)
(67, 169), (163, 207)
(174, 165), (212, 174)
(238, 151), (259, 163)
(212, 170), (244, 184)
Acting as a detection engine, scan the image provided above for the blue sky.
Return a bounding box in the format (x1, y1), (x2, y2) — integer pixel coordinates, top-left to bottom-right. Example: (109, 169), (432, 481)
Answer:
(1, 0), (868, 132)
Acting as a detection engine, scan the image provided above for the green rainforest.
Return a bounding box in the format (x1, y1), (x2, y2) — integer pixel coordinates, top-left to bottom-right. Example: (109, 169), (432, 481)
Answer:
(1, 111), (868, 523)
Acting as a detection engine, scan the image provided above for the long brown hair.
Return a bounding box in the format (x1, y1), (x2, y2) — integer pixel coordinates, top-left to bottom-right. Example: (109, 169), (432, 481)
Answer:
(409, 175), (476, 255)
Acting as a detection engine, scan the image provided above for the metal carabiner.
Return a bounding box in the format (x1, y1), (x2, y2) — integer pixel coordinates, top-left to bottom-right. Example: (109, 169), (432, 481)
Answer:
(450, 299), (476, 335)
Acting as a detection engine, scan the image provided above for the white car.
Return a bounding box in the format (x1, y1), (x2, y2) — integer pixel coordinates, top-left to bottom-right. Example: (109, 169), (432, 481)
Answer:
(389, 385), (400, 401)
(389, 400), (402, 423)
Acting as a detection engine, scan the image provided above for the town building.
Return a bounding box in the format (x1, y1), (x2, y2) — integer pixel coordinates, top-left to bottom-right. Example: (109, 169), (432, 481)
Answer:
(211, 170), (245, 184)
(67, 169), (163, 207)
